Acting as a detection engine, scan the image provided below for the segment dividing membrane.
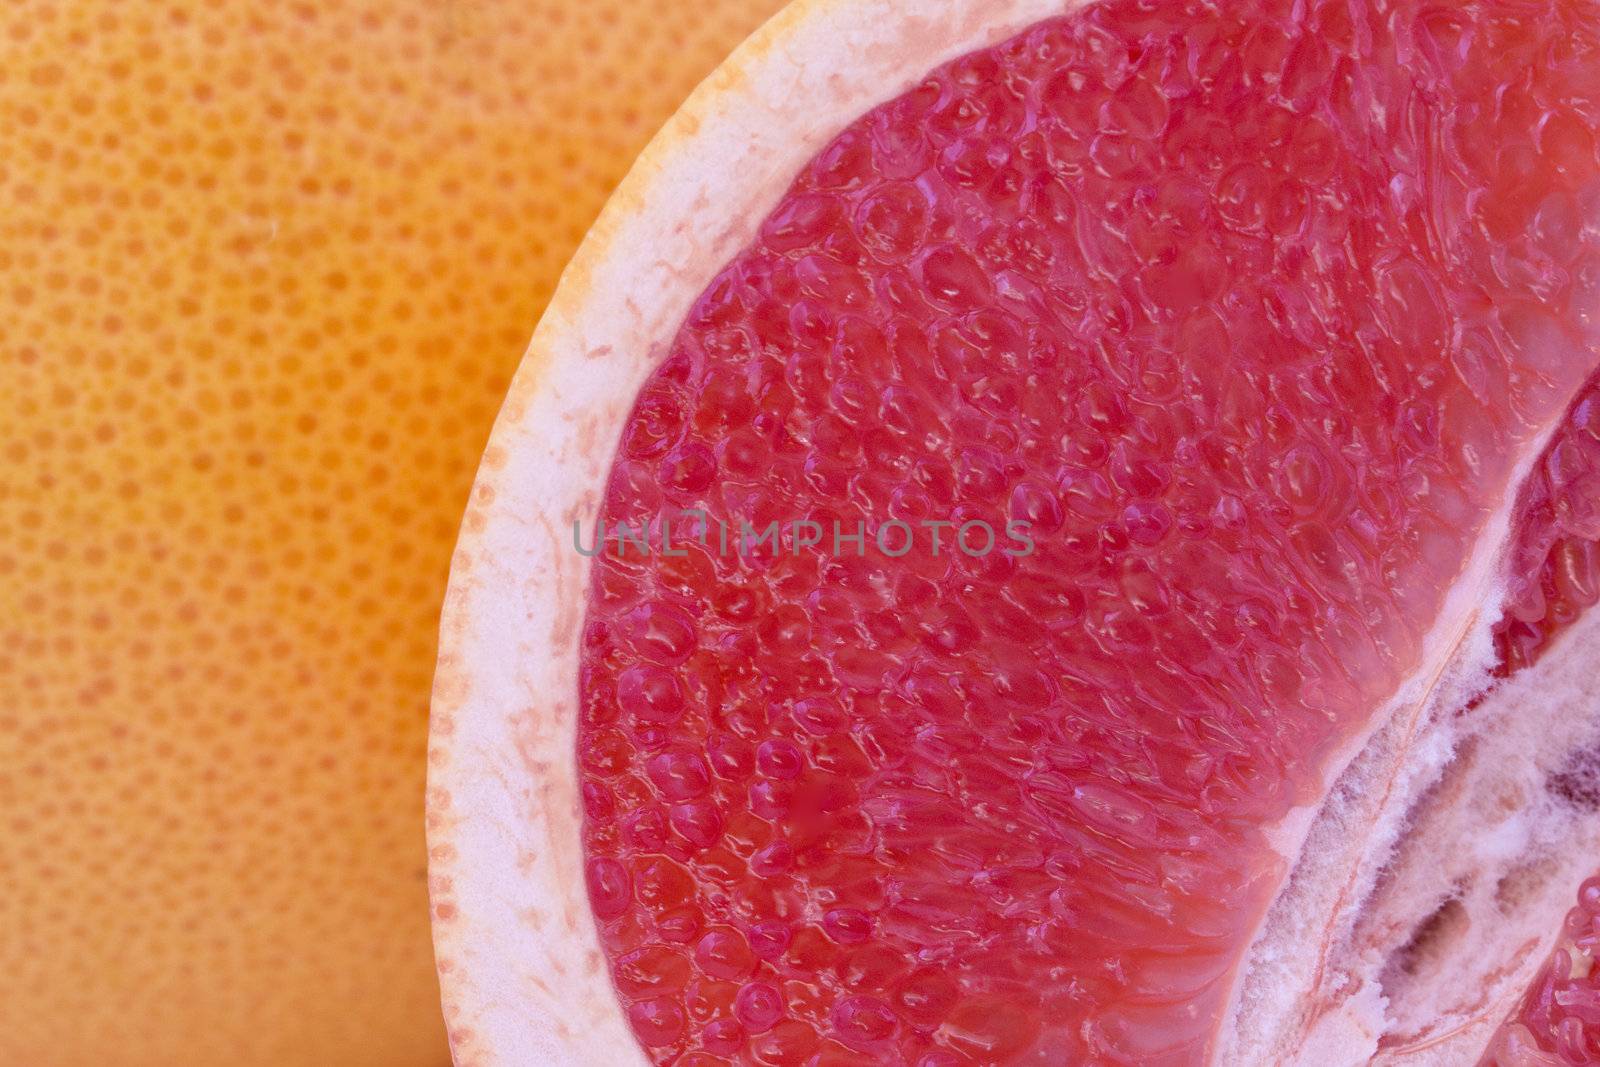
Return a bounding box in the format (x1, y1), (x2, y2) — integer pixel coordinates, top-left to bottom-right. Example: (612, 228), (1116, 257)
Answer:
(571, 0), (1600, 1061)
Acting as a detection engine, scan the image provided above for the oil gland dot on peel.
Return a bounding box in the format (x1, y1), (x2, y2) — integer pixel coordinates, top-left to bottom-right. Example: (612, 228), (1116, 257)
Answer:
(574, 0), (1600, 1062)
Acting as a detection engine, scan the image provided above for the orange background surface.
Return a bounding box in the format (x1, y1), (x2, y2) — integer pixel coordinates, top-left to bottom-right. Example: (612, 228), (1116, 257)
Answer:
(0, 1), (783, 1063)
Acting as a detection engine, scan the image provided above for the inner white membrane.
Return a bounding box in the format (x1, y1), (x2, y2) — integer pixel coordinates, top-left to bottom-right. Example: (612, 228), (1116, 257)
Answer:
(1223, 559), (1600, 1066)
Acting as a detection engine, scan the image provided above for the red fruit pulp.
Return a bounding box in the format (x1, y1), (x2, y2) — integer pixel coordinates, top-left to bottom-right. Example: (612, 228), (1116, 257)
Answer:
(1483, 380), (1600, 1065)
(1497, 386), (1600, 676)
(1486, 877), (1600, 1066)
(576, 0), (1600, 1062)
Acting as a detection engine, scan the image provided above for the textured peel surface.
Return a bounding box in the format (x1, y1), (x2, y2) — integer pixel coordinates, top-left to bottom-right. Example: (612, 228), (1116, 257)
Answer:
(574, 0), (1600, 1063)
(0, 0), (781, 1063)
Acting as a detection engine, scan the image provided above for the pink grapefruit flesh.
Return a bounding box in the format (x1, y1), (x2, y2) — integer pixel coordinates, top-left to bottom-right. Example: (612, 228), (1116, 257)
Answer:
(574, 0), (1600, 1062)
(1498, 382), (1600, 677)
(1487, 877), (1600, 1066)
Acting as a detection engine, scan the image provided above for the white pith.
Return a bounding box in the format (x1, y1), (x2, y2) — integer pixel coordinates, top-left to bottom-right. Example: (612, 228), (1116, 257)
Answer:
(423, 1), (1600, 1065)
(1221, 566), (1600, 1066)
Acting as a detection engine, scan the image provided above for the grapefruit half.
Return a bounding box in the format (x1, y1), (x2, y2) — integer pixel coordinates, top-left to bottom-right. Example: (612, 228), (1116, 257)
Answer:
(427, 0), (1600, 1063)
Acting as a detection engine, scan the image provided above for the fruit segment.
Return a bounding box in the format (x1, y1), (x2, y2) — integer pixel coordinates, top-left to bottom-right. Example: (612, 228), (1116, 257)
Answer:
(1485, 878), (1600, 1066)
(1478, 377), (1600, 1064)
(573, 0), (1600, 1062)
(1498, 385), (1600, 677)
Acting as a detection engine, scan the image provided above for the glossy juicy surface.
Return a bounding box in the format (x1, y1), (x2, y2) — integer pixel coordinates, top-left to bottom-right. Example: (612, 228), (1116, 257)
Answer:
(1486, 879), (1600, 1066)
(577, 0), (1600, 1062)
(1498, 384), (1600, 675)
